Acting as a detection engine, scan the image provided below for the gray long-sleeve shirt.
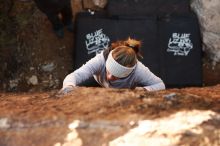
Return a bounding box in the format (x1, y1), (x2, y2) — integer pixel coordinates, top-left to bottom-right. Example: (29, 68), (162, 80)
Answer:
(63, 52), (165, 91)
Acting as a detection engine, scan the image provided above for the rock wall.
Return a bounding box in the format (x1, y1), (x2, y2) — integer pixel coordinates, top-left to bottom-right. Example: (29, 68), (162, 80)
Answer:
(191, 0), (220, 65)
(0, 86), (220, 146)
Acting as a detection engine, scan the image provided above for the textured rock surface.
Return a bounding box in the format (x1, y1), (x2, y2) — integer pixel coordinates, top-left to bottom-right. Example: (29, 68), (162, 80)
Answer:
(0, 86), (220, 146)
(191, 0), (220, 64)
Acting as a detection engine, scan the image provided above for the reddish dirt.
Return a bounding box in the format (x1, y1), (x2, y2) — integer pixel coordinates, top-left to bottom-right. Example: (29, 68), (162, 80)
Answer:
(1, 86), (219, 122)
(0, 85), (219, 146)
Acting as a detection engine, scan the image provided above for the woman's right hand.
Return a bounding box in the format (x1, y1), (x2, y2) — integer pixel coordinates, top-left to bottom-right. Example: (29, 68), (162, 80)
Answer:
(54, 85), (75, 98)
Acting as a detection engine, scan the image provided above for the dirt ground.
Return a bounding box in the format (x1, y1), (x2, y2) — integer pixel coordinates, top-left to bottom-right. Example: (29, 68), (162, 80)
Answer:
(0, 85), (220, 146)
(0, 0), (79, 92)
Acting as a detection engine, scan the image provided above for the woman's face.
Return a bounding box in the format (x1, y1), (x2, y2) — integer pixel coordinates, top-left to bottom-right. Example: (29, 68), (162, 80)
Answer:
(106, 70), (119, 81)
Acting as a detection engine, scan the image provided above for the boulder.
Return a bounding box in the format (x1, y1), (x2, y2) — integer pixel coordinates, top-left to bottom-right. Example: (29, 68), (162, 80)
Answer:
(0, 86), (220, 146)
(191, 0), (220, 64)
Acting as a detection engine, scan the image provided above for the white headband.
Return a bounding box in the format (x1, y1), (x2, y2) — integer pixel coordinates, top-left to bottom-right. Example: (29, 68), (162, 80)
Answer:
(106, 50), (136, 78)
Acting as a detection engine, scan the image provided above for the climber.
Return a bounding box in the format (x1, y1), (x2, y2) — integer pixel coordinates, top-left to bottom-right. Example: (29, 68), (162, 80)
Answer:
(59, 38), (165, 95)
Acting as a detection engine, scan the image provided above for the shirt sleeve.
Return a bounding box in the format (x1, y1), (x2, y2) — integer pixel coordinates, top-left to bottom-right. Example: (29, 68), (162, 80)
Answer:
(135, 62), (166, 91)
(62, 53), (104, 88)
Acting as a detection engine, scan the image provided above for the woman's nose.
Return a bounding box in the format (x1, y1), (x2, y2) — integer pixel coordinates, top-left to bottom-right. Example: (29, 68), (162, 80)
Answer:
(107, 73), (113, 80)
(107, 73), (117, 81)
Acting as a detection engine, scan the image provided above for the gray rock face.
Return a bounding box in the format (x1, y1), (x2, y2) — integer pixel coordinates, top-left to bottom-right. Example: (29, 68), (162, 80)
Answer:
(191, 0), (220, 64)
